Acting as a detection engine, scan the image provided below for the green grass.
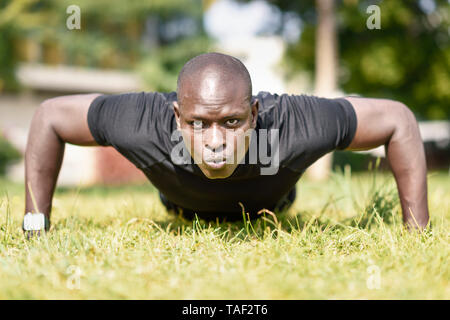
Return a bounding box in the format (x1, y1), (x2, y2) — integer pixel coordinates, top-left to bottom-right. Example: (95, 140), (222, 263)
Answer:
(0, 168), (448, 299)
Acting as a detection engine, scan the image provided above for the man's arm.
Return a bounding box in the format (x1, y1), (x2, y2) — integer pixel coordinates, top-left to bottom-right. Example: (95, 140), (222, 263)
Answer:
(25, 93), (101, 229)
(344, 97), (429, 230)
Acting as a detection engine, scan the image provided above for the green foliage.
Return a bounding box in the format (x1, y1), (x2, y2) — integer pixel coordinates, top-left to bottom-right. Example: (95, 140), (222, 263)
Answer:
(277, 0), (450, 120)
(0, 0), (206, 89)
(332, 150), (376, 172)
(0, 26), (19, 91)
(0, 135), (22, 175)
(137, 36), (213, 92)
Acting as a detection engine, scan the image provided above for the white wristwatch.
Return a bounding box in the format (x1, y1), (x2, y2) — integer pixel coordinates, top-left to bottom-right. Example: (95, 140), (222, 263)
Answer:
(22, 212), (49, 231)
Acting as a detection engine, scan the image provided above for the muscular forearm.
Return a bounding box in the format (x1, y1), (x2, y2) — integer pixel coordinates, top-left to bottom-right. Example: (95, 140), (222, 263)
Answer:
(385, 106), (429, 229)
(25, 102), (65, 228)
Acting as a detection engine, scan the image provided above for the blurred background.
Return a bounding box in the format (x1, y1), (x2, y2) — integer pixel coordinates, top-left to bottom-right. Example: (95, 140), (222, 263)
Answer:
(0, 0), (449, 186)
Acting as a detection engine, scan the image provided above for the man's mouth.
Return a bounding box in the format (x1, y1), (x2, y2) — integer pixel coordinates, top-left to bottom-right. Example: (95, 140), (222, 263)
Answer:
(203, 156), (227, 169)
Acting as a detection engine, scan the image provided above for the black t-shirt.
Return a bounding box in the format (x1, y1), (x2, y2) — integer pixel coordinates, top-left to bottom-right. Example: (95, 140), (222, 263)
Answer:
(87, 91), (357, 218)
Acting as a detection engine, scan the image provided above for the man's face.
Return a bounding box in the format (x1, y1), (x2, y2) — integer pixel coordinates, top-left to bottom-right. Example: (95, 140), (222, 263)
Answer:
(174, 72), (258, 179)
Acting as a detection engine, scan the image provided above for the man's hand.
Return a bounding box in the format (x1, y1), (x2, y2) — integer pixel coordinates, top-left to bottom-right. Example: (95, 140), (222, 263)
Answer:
(344, 97), (429, 230)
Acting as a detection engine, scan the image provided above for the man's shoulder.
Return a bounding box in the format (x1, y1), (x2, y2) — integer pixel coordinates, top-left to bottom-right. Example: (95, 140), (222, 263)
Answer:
(137, 91), (177, 106)
(254, 91), (301, 110)
(254, 91), (279, 113)
(254, 91), (300, 116)
(156, 91), (177, 102)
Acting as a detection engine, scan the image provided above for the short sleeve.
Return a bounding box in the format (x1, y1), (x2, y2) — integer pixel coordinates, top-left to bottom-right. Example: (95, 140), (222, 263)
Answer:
(87, 91), (177, 168)
(278, 94), (357, 172)
(87, 92), (147, 147)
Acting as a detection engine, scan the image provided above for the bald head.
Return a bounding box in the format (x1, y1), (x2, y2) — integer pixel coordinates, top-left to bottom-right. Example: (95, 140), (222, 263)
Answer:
(176, 52), (252, 105)
(173, 53), (259, 179)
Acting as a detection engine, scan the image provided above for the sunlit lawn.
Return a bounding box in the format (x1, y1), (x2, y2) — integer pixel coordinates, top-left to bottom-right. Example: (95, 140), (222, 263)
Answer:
(0, 169), (448, 299)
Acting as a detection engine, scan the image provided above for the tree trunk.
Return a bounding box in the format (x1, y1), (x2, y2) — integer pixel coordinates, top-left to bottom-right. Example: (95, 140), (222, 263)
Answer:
(307, 0), (338, 181)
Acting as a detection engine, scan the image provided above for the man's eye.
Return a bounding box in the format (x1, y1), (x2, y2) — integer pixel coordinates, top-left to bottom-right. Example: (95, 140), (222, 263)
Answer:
(191, 120), (203, 129)
(225, 119), (239, 126)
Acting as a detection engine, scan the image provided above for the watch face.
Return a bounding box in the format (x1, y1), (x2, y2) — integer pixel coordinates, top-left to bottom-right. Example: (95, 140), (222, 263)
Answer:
(23, 212), (46, 231)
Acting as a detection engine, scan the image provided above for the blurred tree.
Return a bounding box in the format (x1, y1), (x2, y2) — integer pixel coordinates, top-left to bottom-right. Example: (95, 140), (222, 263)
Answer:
(0, 134), (21, 175)
(138, 36), (212, 92)
(308, 0), (338, 180)
(0, 0), (42, 90)
(0, 0), (212, 92)
(266, 0), (450, 120)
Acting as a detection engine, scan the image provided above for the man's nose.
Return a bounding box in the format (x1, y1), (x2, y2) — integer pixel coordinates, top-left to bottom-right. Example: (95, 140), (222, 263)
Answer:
(205, 125), (226, 152)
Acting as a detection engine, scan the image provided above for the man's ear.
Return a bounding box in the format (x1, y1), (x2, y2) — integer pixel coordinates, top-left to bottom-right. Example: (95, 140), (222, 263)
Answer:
(173, 101), (181, 129)
(250, 99), (259, 129)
